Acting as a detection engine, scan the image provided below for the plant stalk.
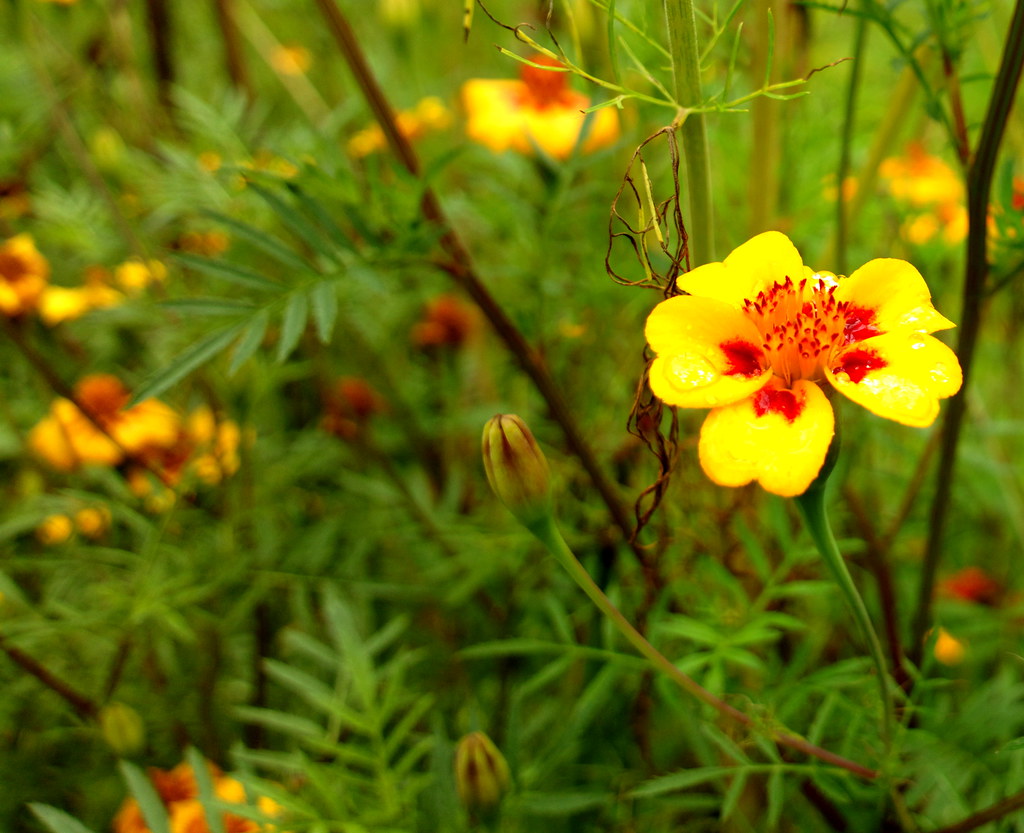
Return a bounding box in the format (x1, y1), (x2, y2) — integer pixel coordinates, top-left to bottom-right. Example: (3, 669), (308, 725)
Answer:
(796, 485), (894, 743)
(910, 0), (1024, 665)
(664, 0), (714, 264)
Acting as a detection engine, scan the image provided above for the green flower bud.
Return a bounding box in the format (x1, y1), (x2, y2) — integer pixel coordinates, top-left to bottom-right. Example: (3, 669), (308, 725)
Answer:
(454, 731), (511, 811)
(482, 414), (552, 530)
(99, 702), (145, 756)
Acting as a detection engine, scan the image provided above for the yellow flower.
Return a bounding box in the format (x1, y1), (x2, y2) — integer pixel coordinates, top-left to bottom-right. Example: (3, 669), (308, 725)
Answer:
(347, 96), (452, 158)
(36, 514), (73, 545)
(880, 144), (967, 245)
(115, 258), (167, 294)
(0, 234), (50, 316)
(28, 375), (181, 472)
(461, 55), (619, 160)
(39, 267), (123, 325)
(187, 406), (242, 484)
(644, 232), (962, 496)
(270, 44), (312, 76)
(933, 627), (966, 666)
(74, 505), (112, 538)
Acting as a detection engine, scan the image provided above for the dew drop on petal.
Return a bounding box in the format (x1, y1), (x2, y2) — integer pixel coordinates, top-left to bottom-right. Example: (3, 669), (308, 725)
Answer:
(668, 353), (719, 390)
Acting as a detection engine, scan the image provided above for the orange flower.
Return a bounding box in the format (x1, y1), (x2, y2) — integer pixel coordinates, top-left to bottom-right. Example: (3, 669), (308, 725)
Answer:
(348, 97), (451, 158)
(411, 293), (479, 349)
(0, 234), (50, 316)
(28, 375), (180, 472)
(645, 232), (962, 495)
(939, 566), (1002, 605)
(269, 44), (312, 76)
(322, 377), (385, 440)
(461, 54), (619, 160)
(880, 144), (967, 245)
(39, 266), (123, 326)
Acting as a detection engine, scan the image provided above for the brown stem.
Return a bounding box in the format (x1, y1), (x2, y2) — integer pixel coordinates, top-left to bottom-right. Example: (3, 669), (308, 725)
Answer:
(314, 0), (645, 564)
(911, 0), (1024, 666)
(931, 787), (1024, 833)
(942, 51), (971, 167)
(0, 634), (98, 721)
(144, 0), (174, 110)
(212, 0), (251, 97)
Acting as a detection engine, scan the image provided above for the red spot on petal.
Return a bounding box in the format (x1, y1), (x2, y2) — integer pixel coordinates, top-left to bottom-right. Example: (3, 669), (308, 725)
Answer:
(834, 348), (888, 383)
(720, 339), (764, 378)
(843, 307), (882, 345)
(752, 386), (804, 423)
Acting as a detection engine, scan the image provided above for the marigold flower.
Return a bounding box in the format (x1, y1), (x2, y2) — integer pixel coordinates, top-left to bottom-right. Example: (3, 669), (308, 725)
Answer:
(933, 627), (966, 666)
(411, 293), (479, 349)
(269, 44), (312, 76)
(461, 54), (619, 160)
(939, 566), (1002, 605)
(115, 258), (167, 294)
(644, 231), (962, 496)
(347, 96), (452, 158)
(880, 144), (967, 245)
(28, 374), (181, 472)
(322, 377), (385, 439)
(0, 233), (50, 316)
(74, 505), (112, 539)
(454, 731), (512, 812)
(482, 414), (552, 529)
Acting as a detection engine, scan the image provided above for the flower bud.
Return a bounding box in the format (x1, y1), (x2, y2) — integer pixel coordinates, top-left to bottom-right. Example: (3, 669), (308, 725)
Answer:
(454, 731), (511, 812)
(482, 415), (552, 529)
(99, 702), (145, 756)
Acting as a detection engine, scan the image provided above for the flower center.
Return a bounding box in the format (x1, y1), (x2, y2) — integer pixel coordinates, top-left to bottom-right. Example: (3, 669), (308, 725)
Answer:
(0, 252), (30, 284)
(741, 275), (881, 386)
(519, 55), (571, 109)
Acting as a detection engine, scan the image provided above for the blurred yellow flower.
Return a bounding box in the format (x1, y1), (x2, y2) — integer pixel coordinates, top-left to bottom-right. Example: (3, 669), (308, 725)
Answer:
(74, 505), (112, 539)
(270, 44), (312, 76)
(36, 514), (73, 545)
(187, 406), (242, 485)
(115, 258), (167, 294)
(39, 267), (123, 325)
(348, 96), (452, 158)
(198, 151), (223, 173)
(177, 230), (231, 257)
(881, 143), (967, 245)
(0, 233), (50, 316)
(461, 54), (620, 160)
(934, 627), (966, 666)
(644, 231), (962, 495)
(28, 375), (181, 472)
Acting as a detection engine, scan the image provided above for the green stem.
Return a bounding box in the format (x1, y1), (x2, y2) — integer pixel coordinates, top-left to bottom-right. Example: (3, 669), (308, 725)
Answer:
(834, 15), (868, 275)
(664, 0), (714, 264)
(529, 516), (878, 779)
(795, 486), (894, 743)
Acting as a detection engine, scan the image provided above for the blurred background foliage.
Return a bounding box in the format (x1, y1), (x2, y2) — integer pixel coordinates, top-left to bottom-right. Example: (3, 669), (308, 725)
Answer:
(0, 0), (1022, 831)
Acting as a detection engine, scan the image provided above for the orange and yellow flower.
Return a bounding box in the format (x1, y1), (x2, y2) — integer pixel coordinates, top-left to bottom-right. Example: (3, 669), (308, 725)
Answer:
(880, 143), (967, 245)
(39, 266), (124, 326)
(347, 96), (452, 158)
(461, 55), (619, 160)
(644, 232), (962, 496)
(28, 375), (180, 472)
(0, 234), (50, 316)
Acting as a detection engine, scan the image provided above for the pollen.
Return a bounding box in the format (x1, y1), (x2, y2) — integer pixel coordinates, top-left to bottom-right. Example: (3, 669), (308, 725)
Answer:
(740, 275), (882, 386)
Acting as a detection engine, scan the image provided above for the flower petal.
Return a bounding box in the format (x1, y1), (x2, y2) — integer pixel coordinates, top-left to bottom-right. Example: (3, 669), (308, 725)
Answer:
(835, 258), (955, 335)
(678, 231), (805, 308)
(827, 331), (962, 427)
(698, 378), (835, 497)
(646, 295), (772, 408)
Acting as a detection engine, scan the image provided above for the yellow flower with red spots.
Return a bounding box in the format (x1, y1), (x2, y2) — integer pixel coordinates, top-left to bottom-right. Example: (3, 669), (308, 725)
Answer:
(644, 232), (962, 496)
(461, 55), (619, 160)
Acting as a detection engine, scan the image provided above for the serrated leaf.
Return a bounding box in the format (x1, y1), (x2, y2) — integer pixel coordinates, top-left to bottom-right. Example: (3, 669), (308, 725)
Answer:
(229, 310), (270, 375)
(309, 280), (338, 344)
(720, 770), (748, 821)
(276, 291), (309, 362)
(201, 210), (311, 272)
(29, 805), (98, 833)
(173, 251), (282, 292)
(130, 323), (245, 404)
(234, 705), (325, 740)
(119, 760), (171, 833)
(631, 766), (734, 798)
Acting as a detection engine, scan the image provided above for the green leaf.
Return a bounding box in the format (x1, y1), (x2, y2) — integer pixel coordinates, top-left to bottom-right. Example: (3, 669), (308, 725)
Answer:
(247, 180), (340, 264)
(229, 310), (270, 375)
(161, 298), (256, 316)
(276, 291), (309, 362)
(186, 747), (225, 833)
(284, 182), (358, 254)
(201, 210), (311, 272)
(119, 760), (172, 833)
(235, 705), (325, 740)
(309, 280), (339, 344)
(631, 766), (734, 798)
(517, 791), (610, 815)
(130, 323), (245, 404)
(29, 805), (98, 833)
(173, 251), (282, 292)
(720, 769), (748, 821)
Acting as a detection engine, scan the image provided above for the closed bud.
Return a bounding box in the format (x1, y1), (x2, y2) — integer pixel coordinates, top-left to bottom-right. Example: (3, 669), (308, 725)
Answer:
(99, 702), (145, 756)
(454, 731), (511, 812)
(482, 415), (552, 530)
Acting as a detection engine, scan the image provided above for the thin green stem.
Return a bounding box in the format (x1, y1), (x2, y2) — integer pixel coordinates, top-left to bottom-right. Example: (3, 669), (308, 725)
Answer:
(835, 16), (868, 275)
(530, 516), (878, 779)
(911, 0), (1024, 665)
(664, 0), (714, 264)
(796, 486), (894, 743)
